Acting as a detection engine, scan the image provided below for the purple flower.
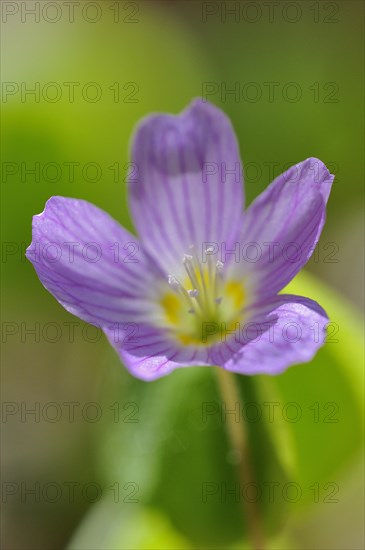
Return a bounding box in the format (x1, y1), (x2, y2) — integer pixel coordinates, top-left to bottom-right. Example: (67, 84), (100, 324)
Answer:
(27, 100), (334, 381)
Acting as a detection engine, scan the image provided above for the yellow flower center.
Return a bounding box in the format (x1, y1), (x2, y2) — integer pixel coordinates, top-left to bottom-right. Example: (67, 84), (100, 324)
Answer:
(159, 247), (245, 346)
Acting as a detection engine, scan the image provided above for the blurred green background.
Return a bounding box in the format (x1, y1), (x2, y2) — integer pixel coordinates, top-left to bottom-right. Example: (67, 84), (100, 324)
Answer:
(1, 1), (364, 548)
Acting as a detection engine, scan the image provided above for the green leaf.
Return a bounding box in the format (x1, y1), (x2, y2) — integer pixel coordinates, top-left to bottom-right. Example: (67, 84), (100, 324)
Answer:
(68, 499), (192, 550)
(95, 271), (363, 547)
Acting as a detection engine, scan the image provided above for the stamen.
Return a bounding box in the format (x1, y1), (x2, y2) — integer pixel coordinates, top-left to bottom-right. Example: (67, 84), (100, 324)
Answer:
(188, 245), (210, 308)
(206, 248), (215, 291)
(188, 289), (199, 298)
(183, 255), (201, 295)
(168, 272), (199, 314)
(183, 254), (193, 263)
(162, 246), (245, 345)
(166, 248), (229, 325)
(168, 275), (180, 290)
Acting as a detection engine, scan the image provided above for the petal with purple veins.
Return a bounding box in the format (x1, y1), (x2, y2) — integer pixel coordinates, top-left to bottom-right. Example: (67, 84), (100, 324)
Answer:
(104, 323), (212, 381)
(129, 99), (244, 275)
(26, 196), (163, 328)
(222, 294), (329, 376)
(231, 158), (334, 301)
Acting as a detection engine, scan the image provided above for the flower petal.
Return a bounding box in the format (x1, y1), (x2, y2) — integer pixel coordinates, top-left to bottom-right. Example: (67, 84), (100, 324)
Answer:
(104, 324), (211, 381)
(234, 158), (334, 300)
(26, 196), (162, 328)
(129, 99), (244, 274)
(222, 294), (329, 376)
(104, 294), (328, 380)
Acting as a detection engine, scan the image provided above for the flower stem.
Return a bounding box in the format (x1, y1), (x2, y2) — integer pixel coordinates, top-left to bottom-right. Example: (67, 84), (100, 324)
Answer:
(215, 367), (265, 550)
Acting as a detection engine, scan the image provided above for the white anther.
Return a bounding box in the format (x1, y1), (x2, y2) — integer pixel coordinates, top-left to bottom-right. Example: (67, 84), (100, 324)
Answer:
(216, 260), (224, 271)
(188, 289), (199, 298)
(183, 254), (193, 263)
(168, 275), (180, 289)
